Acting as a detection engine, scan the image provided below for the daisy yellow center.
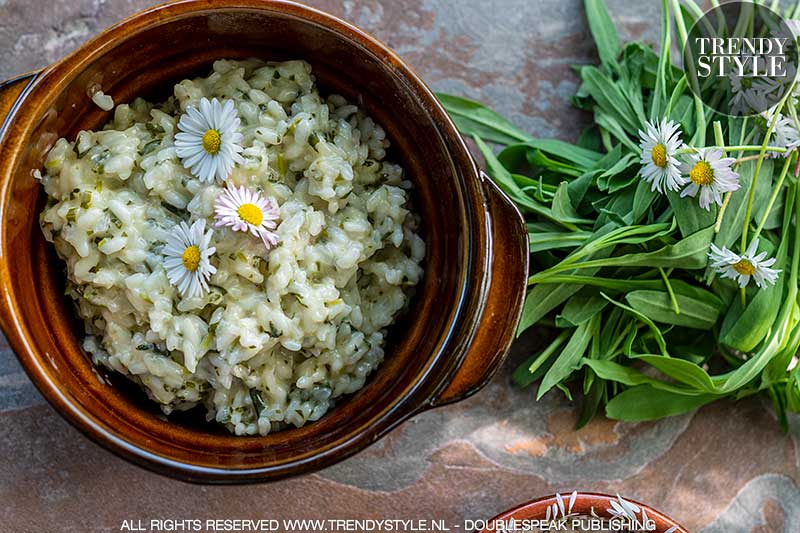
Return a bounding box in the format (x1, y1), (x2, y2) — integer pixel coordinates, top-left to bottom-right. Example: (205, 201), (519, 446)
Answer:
(237, 203), (263, 226)
(182, 245), (201, 272)
(202, 129), (222, 155)
(689, 160), (715, 186)
(732, 259), (756, 276)
(650, 143), (668, 168)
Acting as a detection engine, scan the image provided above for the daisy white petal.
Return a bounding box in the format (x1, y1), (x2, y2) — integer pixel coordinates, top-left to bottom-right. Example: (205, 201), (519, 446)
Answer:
(727, 71), (770, 116)
(214, 185), (281, 249)
(174, 97), (244, 183)
(163, 219), (217, 298)
(769, 113), (800, 157)
(679, 148), (740, 210)
(707, 238), (781, 289)
(638, 118), (685, 193)
(746, 89), (774, 116)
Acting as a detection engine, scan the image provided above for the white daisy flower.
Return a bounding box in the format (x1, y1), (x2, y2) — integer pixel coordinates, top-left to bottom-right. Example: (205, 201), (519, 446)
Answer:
(637, 118), (684, 193)
(751, 77), (782, 96)
(708, 238), (780, 289)
(214, 185), (280, 249)
(174, 97), (244, 183)
(679, 148), (740, 210)
(728, 74), (777, 116)
(767, 112), (800, 157)
(163, 219), (217, 298)
(744, 88), (773, 116)
(728, 65), (754, 112)
(786, 19), (800, 40)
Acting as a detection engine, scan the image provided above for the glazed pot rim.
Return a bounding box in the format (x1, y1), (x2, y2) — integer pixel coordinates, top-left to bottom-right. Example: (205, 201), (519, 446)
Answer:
(0, 0), (491, 481)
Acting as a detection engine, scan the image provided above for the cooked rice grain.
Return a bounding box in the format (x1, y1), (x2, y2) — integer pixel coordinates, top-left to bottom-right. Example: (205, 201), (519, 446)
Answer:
(39, 59), (425, 435)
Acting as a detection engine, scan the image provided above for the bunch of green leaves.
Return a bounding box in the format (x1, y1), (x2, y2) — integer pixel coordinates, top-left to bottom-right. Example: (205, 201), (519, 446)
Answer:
(438, 0), (800, 428)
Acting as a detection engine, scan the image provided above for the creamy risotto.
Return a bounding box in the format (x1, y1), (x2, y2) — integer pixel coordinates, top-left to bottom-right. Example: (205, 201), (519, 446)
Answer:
(37, 59), (425, 435)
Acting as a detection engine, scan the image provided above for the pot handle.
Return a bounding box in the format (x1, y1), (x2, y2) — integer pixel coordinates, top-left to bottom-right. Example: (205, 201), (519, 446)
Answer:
(0, 72), (38, 138)
(430, 171), (529, 407)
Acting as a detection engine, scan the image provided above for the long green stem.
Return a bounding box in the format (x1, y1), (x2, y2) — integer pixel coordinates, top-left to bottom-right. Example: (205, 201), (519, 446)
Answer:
(715, 193), (732, 233)
(666, 76), (688, 116)
(527, 330), (570, 374)
(669, 0), (706, 145)
(792, 184), (800, 287)
(741, 84), (796, 255)
(676, 145), (788, 155)
(751, 155), (794, 244)
(713, 120), (725, 149)
(669, 0), (688, 46)
(659, 267), (680, 314)
(736, 116), (749, 159)
(651, 0), (671, 120)
(715, 117), (750, 234)
(735, 155), (767, 164)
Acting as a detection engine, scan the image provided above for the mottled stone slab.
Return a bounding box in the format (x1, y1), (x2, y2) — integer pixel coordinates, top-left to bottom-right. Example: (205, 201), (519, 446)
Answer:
(0, 0), (798, 531)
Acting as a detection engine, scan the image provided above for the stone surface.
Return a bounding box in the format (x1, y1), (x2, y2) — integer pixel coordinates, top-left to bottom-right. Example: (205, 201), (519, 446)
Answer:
(0, 0), (798, 531)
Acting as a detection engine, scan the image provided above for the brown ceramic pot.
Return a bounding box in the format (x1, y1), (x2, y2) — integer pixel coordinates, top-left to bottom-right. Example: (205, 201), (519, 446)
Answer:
(480, 492), (688, 533)
(0, 0), (528, 483)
